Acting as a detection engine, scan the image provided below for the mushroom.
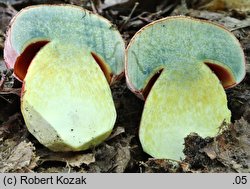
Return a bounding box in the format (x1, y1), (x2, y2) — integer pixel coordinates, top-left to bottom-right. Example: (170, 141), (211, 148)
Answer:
(125, 16), (246, 160)
(4, 5), (125, 151)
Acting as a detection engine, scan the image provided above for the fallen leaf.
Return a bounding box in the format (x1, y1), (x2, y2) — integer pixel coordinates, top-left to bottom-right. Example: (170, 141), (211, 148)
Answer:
(0, 141), (37, 172)
(89, 144), (116, 172)
(89, 136), (133, 172)
(37, 150), (95, 168)
(246, 64), (250, 75)
(106, 126), (125, 141)
(101, 0), (131, 9)
(68, 154), (95, 167)
(140, 159), (181, 173)
(36, 166), (77, 173)
(201, 118), (250, 173)
(202, 146), (217, 160)
(200, 0), (250, 11)
(0, 0), (29, 6)
(113, 143), (130, 172)
(235, 119), (250, 172)
(187, 10), (250, 31)
(0, 4), (17, 34)
(0, 113), (24, 141)
(0, 60), (6, 74)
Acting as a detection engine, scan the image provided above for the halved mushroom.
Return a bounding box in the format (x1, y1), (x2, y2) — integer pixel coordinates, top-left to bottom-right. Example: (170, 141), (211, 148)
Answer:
(126, 16), (246, 160)
(4, 5), (125, 151)
(4, 5), (125, 83)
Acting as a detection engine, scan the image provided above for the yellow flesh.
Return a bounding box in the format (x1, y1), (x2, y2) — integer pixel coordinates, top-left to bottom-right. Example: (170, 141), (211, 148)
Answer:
(139, 63), (231, 160)
(21, 41), (116, 151)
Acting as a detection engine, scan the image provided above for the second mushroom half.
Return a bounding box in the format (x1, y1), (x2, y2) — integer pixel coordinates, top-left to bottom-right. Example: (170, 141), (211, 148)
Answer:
(126, 16), (246, 160)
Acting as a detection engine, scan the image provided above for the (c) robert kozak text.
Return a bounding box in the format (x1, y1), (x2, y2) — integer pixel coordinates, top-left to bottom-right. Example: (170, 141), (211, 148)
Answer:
(20, 175), (87, 185)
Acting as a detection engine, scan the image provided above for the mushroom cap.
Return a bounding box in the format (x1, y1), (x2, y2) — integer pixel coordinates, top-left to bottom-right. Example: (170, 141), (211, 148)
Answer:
(21, 41), (116, 151)
(4, 4), (125, 82)
(126, 16), (246, 99)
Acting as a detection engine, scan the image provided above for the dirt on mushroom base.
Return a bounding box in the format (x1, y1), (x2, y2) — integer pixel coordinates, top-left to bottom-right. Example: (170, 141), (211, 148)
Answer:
(0, 0), (250, 173)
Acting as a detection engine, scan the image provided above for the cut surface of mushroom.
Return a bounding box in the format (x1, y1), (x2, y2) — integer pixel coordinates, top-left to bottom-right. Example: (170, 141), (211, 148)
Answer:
(126, 16), (245, 99)
(21, 41), (116, 151)
(4, 5), (125, 81)
(139, 63), (231, 159)
(126, 16), (246, 160)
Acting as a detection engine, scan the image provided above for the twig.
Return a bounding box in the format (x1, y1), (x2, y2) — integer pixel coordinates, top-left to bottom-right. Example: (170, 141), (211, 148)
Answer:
(0, 94), (12, 103)
(6, 3), (18, 15)
(0, 73), (5, 89)
(129, 11), (149, 21)
(119, 2), (139, 31)
(230, 25), (250, 31)
(138, 10), (163, 23)
(90, 0), (98, 14)
(0, 88), (21, 96)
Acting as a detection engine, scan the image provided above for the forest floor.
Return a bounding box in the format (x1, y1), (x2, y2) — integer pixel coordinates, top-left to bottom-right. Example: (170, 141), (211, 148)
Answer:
(0, 0), (249, 173)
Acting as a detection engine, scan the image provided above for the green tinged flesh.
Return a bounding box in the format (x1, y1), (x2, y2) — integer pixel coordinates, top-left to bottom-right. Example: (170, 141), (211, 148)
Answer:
(139, 63), (231, 159)
(21, 41), (116, 151)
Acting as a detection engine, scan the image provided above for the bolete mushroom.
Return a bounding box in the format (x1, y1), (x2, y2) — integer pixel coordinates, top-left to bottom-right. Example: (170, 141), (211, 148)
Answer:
(4, 5), (125, 151)
(125, 16), (246, 160)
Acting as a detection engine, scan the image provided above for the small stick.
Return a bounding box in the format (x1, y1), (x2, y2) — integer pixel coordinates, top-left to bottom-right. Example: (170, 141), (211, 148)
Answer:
(0, 73), (6, 89)
(90, 0), (98, 14)
(0, 94), (12, 103)
(119, 2), (139, 31)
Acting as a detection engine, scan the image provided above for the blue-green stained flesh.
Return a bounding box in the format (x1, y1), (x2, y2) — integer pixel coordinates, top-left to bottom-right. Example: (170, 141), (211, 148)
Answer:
(6, 5), (125, 80)
(126, 17), (245, 92)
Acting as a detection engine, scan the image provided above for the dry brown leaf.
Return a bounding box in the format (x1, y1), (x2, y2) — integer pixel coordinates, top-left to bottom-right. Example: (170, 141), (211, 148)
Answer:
(202, 146), (217, 160)
(67, 154), (95, 167)
(0, 31), (4, 50)
(0, 5), (17, 32)
(37, 166), (77, 173)
(37, 150), (95, 168)
(113, 143), (130, 172)
(89, 144), (116, 172)
(0, 113), (24, 141)
(101, 0), (131, 9)
(0, 0), (29, 5)
(141, 159), (181, 173)
(246, 64), (250, 75)
(235, 119), (250, 172)
(106, 126), (125, 141)
(0, 60), (6, 74)
(89, 136), (133, 172)
(201, 118), (250, 173)
(0, 141), (37, 172)
(187, 10), (250, 31)
(199, 0), (250, 11)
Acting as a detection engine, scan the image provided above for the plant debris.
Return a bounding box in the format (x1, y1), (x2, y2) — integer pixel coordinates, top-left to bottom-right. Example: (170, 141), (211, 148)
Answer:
(181, 118), (250, 173)
(37, 150), (95, 168)
(201, 118), (250, 173)
(0, 140), (38, 173)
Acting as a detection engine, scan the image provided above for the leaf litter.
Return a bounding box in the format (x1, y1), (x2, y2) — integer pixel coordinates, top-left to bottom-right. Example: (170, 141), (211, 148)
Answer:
(0, 0), (249, 173)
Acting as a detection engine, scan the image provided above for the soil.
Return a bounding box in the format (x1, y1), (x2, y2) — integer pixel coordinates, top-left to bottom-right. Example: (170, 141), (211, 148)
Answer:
(0, 0), (249, 173)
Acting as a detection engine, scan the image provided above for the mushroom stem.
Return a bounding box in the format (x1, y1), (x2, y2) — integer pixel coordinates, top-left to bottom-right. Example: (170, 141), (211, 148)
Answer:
(139, 62), (231, 159)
